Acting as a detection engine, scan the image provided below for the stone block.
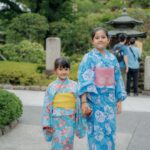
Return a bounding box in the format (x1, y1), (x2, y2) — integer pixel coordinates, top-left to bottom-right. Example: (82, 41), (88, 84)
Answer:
(2, 125), (10, 135)
(144, 56), (150, 90)
(40, 86), (47, 91)
(13, 85), (25, 90)
(0, 129), (3, 136)
(46, 37), (61, 71)
(10, 120), (18, 129)
(29, 86), (41, 91)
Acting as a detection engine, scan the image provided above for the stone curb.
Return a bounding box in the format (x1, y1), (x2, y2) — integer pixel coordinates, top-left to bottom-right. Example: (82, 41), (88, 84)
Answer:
(142, 90), (150, 96)
(0, 84), (150, 95)
(0, 120), (19, 137)
(0, 84), (47, 91)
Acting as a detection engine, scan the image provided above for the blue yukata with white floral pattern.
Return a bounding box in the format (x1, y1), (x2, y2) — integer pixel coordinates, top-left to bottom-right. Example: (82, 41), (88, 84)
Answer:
(78, 49), (127, 150)
(41, 78), (86, 150)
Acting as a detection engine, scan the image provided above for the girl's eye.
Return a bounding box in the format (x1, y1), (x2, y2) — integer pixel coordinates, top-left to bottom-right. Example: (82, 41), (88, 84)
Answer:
(95, 37), (100, 39)
(59, 68), (63, 71)
(101, 36), (107, 39)
(95, 36), (107, 39)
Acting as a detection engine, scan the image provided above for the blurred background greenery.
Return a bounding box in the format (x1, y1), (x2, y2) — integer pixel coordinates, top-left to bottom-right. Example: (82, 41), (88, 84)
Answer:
(0, 0), (149, 86)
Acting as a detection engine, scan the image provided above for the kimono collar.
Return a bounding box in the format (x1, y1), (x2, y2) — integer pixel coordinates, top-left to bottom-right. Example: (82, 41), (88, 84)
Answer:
(93, 48), (108, 56)
(56, 77), (69, 84)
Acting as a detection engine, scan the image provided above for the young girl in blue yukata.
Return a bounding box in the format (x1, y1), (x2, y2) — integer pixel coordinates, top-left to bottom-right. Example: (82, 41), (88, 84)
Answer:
(78, 27), (127, 150)
(42, 57), (86, 150)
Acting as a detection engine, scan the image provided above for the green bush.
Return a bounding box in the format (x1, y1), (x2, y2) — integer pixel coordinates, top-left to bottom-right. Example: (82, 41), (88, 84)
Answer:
(6, 13), (49, 44)
(0, 89), (23, 128)
(0, 61), (80, 86)
(49, 10), (118, 55)
(0, 61), (53, 86)
(0, 40), (45, 63)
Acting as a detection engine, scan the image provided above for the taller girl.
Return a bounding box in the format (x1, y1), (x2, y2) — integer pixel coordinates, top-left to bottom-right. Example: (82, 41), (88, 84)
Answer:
(78, 27), (127, 150)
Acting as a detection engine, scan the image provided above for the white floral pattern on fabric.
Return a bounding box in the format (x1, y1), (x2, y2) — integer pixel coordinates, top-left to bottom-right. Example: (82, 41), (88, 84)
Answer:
(78, 49), (127, 150)
(87, 85), (97, 93)
(82, 69), (94, 81)
(95, 110), (106, 123)
(105, 123), (112, 135)
(104, 105), (115, 120)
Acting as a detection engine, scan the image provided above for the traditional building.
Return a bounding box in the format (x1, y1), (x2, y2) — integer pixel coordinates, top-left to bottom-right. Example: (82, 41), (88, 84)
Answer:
(107, 8), (147, 50)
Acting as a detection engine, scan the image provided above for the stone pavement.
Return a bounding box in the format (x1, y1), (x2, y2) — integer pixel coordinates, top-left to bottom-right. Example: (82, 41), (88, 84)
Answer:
(0, 90), (150, 150)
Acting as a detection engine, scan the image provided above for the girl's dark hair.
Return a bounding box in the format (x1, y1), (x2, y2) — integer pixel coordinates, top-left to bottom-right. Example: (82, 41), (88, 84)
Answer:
(54, 57), (70, 70)
(91, 27), (109, 40)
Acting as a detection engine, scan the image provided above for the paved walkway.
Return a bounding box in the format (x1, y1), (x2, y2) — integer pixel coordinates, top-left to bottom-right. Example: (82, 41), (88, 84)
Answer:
(0, 90), (150, 150)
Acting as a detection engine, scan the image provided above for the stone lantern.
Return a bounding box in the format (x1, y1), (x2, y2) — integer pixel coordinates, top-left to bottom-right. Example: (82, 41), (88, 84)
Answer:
(107, 8), (147, 51)
(107, 8), (149, 94)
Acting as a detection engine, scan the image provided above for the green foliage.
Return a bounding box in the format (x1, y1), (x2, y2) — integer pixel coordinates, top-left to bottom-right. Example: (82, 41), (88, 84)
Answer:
(16, 0), (74, 22)
(0, 89), (23, 128)
(105, 0), (123, 11)
(76, 0), (102, 15)
(0, 40), (45, 63)
(50, 10), (117, 55)
(128, 0), (150, 8)
(0, 61), (51, 85)
(69, 61), (79, 81)
(128, 9), (150, 58)
(0, 0), (23, 25)
(6, 13), (49, 44)
(0, 61), (80, 85)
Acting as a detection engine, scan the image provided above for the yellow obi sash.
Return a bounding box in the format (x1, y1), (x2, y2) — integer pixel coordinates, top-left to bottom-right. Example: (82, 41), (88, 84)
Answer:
(53, 93), (76, 109)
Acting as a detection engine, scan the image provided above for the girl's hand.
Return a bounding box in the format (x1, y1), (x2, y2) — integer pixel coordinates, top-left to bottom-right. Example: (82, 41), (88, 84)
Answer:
(82, 103), (92, 117)
(44, 126), (55, 133)
(117, 101), (122, 114)
(126, 67), (129, 73)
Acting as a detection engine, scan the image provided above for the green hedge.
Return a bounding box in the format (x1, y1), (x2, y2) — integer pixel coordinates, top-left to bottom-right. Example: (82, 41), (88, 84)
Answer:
(0, 61), (54, 86)
(0, 40), (45, 63)
(0, 61), (80, 86)
(0, 89), (23, 128)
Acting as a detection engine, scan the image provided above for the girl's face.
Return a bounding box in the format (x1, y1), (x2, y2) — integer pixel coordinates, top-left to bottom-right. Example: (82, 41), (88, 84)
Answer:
(92, 30), (109, 51)
(55, 67), (70, 80)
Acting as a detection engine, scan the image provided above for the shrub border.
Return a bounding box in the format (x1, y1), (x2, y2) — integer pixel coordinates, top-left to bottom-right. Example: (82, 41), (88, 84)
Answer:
(0, 119), (19, 137)
(0, 84), (150, 95)
(0, 84), (47, 91)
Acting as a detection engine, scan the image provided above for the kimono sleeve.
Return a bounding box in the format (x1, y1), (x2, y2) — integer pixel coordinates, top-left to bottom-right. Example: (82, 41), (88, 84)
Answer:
(75, 95), (87, 138)
(41, 86), (53, 141)
(78, 53), (98, 96)
(114, 59), (127, 102)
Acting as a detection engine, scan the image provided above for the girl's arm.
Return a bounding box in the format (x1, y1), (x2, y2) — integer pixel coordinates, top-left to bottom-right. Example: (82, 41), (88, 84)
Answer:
(81, 93), (92, 116)
(114, 58), (127, 113)
(116, 101), (122, 114)
(41, 86), (54, 141)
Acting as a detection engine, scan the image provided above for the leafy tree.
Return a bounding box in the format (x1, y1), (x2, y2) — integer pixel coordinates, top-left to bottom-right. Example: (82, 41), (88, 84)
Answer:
(0, 40), (45, 63)
(6, 13), (49, 44)
(0, 0), (74, 23)
(0, 0), (24, 30)
(0, 0), (23, 13)
(49, 10), (117, 55)
(16, 0), (74, 22)
(127, 0), (150, 8)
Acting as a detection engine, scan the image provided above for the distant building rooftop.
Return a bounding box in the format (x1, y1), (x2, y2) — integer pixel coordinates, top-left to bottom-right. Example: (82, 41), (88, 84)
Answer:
(107, 8), (147, 38)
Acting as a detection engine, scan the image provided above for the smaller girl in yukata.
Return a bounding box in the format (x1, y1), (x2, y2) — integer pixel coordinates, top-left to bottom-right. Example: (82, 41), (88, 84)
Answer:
(42, 57), (86, 150)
